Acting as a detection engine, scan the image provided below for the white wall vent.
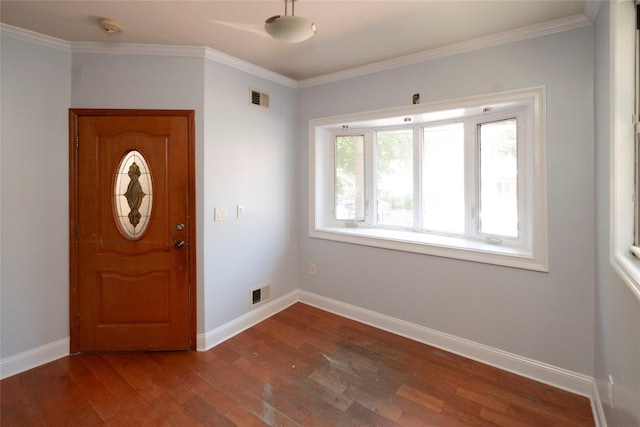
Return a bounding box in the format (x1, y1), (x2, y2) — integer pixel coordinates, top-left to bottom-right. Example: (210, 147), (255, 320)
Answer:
(250, 284), (271, 306)
(250, 88), (270, 109)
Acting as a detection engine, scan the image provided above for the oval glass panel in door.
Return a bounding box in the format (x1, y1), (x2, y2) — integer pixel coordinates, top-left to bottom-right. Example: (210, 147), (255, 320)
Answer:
(113, 150), (153, 240)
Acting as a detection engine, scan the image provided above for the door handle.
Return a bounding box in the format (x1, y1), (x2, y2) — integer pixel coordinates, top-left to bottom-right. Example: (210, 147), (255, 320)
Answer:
(172, 223), (185, 249)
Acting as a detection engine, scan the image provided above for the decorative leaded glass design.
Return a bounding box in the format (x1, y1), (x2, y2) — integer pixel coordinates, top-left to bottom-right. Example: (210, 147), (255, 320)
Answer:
(114, 150), (153, 240)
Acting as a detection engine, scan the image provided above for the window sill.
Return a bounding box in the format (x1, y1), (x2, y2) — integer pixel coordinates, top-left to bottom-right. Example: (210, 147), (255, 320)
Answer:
(611, 251), (640, 302)
(310, 226), (548, 272)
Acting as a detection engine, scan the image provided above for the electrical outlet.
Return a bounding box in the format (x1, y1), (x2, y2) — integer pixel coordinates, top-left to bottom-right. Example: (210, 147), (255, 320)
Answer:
(309, 263), (317, 275)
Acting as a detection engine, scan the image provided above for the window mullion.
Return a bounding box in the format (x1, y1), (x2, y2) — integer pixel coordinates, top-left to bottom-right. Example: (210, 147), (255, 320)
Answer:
(466, 118), (478, 239)
(365, 130), (376, 226)
(414, 126), (422, 231)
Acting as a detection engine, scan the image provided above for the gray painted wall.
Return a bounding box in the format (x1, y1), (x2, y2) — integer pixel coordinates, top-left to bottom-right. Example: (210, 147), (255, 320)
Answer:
(1, 37), (71, 358)
(201, 59), (299, 333)
(298, 27), (596, 376)
(71, 52), (300, 336)
(0, 40), (299, 360)
(3, 13), (639, 422)
(593, 2), (640, 425)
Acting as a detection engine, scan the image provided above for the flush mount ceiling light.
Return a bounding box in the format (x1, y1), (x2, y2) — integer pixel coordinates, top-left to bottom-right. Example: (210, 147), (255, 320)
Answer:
(99, 18), (123, 34)
(265, 0), (316, 43)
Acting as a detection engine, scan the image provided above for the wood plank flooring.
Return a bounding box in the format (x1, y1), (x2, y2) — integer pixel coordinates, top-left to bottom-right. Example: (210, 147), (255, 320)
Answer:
(1, 303), (595, 426)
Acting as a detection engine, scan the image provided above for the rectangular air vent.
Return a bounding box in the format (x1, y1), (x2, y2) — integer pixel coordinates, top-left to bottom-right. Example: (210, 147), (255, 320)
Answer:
(250, 284), (271, 306)
(250, 88), (270, 109)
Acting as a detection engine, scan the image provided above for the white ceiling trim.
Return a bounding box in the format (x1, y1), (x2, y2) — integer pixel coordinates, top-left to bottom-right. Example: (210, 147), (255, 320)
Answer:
(69, 42), (297, 88)
(70, 41), (206, 58)
(2, 12), (591, 90)
(204, 48), (297, 88)
(0, 23), (70, 52)
(298, 13), (592, 88)
(0, 23), (296, 88)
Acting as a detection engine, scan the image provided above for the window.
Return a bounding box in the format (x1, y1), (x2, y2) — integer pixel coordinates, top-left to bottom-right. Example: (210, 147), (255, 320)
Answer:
(422, 122), (464, 234)
(310, 87), (547, 271)
(376, 129), (414, 227)
(612, 0), (640, 300)
(478, 119), (519, 238)
(335, 135), (365, 221)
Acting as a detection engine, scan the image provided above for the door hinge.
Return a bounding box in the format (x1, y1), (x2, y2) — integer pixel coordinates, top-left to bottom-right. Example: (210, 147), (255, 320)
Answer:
(76, 313), (81, 327)
(75, 136), (79, 150)
(75, 224), (80, 239)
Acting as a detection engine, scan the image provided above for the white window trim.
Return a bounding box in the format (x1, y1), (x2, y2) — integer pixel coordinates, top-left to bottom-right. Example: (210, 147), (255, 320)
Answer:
(309, 86), (548, 272)
(610, 0), (640, 301)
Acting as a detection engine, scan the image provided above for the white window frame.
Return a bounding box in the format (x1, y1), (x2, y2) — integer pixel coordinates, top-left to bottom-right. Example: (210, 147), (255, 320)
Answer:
(309, 86), (548, 271)
(611, 0), (640, 301)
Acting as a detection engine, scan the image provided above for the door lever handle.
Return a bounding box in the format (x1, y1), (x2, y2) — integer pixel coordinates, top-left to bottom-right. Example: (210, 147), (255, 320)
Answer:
(172, 223), (185, 249)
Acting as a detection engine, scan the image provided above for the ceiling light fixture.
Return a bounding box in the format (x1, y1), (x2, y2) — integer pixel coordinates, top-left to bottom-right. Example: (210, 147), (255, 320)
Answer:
(99, 18), (123, 34)
(265, 0), (316, 43)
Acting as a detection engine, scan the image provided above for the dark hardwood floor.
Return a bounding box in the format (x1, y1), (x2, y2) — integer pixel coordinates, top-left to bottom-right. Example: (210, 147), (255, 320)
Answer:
(1, 303), (594, 426)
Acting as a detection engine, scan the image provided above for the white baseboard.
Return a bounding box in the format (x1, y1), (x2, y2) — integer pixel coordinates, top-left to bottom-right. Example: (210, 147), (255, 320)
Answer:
(0, 291), (300, 380)
(0, 289), (606, 427)
(591, 377), (608, 427)
(298, 291), (601, 408)
(0, 338), (70, 380)
(196, 290), (299, 351)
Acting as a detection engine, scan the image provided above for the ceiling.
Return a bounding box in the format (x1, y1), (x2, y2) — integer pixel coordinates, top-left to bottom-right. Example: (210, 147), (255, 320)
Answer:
(1, 1), (591, 81)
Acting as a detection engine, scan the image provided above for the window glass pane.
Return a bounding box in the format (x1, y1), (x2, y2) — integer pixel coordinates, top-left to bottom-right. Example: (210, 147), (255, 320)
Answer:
(376, 129), (414, 227)
(479, 119), (518, 237)
(422, 123), (465, 234)
(335, 135), (365, 221)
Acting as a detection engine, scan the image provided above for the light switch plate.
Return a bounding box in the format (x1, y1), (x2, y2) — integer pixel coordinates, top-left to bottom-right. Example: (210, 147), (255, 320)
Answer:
(214, 207), (227, 221)
(237, 204), (245, 218)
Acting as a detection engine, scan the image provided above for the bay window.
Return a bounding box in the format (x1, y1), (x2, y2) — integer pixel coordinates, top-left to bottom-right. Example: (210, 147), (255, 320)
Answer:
(310, 87), (547, 271)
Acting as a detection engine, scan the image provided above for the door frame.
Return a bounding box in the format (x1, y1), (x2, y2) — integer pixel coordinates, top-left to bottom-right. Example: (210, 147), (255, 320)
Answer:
(69, 109), (197, 353)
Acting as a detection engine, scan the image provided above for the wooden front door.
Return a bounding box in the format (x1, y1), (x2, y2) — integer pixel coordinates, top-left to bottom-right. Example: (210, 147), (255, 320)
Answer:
(69, 110), (196, 353)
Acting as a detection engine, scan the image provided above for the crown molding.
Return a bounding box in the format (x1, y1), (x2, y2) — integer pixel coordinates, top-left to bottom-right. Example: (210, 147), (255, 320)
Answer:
(204, 48), (298, 89)
(0, 23), (70, 52)
(70, 43), (298, 88)
(3, 12), (591, 90)
(0, 24), (297, 88)
(298, 13), (592, 88)
(70, 41), (206, 58)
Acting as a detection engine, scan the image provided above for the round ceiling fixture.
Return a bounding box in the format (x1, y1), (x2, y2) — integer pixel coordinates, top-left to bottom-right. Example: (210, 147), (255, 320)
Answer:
(99, 18), (123, 34)
(265, 0), (315, 43)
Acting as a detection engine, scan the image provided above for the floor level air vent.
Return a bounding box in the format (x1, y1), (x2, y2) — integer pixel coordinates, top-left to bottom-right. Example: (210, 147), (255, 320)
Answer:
(250, 284), (271, 307)
(250, 88), (270, 109)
